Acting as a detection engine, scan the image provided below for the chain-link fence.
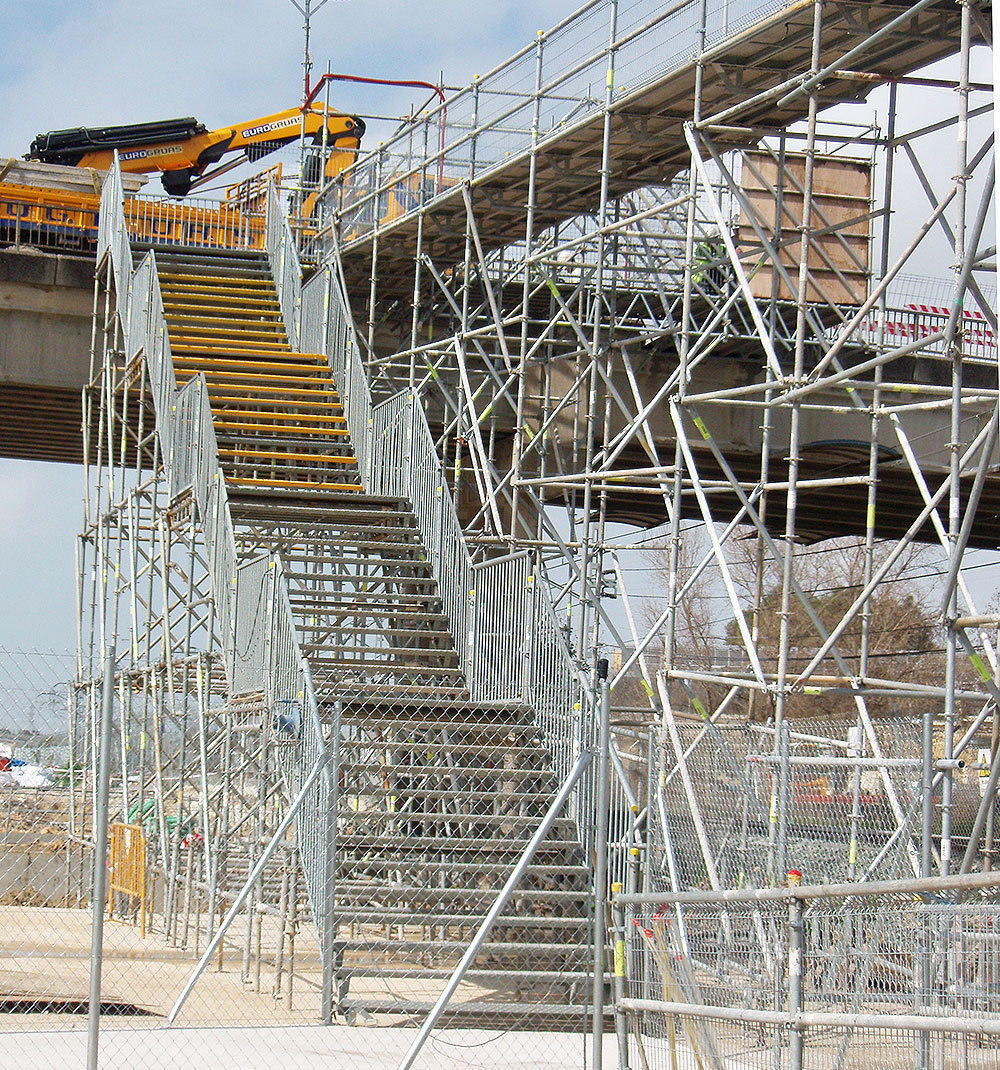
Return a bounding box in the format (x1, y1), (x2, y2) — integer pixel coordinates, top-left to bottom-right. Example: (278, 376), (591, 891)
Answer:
(1, 649), (604, 1069)
(0, 648), (77, 908)
(644, 715), (975, 894)
(617, 872), (1000, 1070)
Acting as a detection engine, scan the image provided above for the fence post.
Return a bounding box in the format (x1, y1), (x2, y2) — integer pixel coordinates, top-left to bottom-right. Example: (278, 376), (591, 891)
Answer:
(787, 881), (805, 1070)
(86, 650), (115, 1070)
(592, 658), (612, 1070)
(404, 392), (415, 498)
(610, 882), (632, 1069)
(319, 688), (340, 1024)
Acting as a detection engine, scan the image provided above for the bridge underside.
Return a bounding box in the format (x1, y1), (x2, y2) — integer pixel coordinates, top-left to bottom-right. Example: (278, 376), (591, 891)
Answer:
(4, 249), (997, 550)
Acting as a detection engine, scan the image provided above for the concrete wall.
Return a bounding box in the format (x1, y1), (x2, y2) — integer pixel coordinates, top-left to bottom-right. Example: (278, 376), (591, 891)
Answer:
(0, 248), (95, 464)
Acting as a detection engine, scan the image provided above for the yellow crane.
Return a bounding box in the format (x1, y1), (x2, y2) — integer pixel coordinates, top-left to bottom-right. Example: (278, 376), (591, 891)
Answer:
(28, 103), (364, 196)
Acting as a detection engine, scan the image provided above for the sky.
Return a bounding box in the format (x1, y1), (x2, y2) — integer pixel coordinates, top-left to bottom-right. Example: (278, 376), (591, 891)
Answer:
(0, 0), (573, 152)
(0, 0), (995, 653)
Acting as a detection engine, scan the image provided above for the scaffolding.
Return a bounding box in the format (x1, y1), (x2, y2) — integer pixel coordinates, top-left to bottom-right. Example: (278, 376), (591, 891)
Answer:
(318, 0), (997, 889)
(70, 0), (999, 1064)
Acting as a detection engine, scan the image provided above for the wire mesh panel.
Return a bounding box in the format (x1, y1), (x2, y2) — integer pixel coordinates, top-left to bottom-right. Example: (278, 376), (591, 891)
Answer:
(647, 716), (934, 896)
(0, 649), (94, 1024)
(620, 880), (1000, 1070)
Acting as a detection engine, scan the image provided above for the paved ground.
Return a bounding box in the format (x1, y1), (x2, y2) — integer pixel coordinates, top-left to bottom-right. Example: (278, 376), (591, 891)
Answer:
(1, 1023), (614, 1069)
(1, 906), (613, 1067)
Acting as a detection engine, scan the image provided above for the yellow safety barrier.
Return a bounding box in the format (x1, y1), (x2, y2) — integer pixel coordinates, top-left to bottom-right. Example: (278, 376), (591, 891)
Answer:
(109, 821), (149, 937)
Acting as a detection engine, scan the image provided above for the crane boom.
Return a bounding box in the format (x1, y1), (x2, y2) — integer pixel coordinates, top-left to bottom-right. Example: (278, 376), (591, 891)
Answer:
(28, 104), (364, 196)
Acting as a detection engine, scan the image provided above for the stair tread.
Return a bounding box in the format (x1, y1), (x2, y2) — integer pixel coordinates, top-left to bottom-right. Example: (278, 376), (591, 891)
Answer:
(335, 999), (587, 1018)
(226, 476), (362, 491)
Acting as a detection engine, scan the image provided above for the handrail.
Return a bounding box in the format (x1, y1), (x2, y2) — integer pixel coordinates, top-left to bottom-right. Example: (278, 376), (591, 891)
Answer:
(266, 179), (302, 349)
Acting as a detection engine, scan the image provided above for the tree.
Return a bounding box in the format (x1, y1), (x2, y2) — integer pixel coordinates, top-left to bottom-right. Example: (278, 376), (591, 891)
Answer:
(633, 526), (951, 722)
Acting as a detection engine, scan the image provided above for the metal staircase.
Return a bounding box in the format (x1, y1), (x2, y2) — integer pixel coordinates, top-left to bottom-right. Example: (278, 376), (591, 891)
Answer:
(135, 237), (593, 1024)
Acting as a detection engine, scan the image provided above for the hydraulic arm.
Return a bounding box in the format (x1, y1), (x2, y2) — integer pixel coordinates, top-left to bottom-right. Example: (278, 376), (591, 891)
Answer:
(29, 104), (364, 196)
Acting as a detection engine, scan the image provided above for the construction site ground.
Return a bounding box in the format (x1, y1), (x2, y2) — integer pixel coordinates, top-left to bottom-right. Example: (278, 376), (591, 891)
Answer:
(1, 905), (609, 1067)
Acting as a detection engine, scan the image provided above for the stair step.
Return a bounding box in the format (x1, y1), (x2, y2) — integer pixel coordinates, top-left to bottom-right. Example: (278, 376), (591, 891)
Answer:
(289, 595), (441, 610)
(213, 398), (346, 415)
(298, 627), (454, 643)
(343, 815), (575, 835)
(334, 999), (587, 1022)
(279, 545), (428, 563)
(316, 683), (471, 700)
(328, 909), (586, 930)
(335, 967), (589, 984)
(283, 553), (431, 570)
(213, 406), (346, 424)
(219, 448), (356, 465)
(235, 517), (421, 537)
(227, 494), (413, 516)
(162, 291), (281, 308)
(286, 577), (437, 593)
(207, 383), (340, 400)
(334, 716), (532, 733)
(215, 421), (350, 437)
(338, 763), (557, 781)
(297, 643), (456, 660)
(226, 476), (362, 491)
(172, 344), (327, 361)
(139, 243), (269, 266)
(331, 858), (587, 879)
(335, 843), (575, 860)
(332, 938), (588, 957)
(175, 368), (332, 388)
(164, 318), (286, 340)
(171, 341), (301, 359)
(165, 310), (285, 328)
(159, 270), (274, 285)
(339, 740), (546, 757)
(161, 298), (283, 315)
(309, 656), (462, 674)
(175, 358), (325, 377)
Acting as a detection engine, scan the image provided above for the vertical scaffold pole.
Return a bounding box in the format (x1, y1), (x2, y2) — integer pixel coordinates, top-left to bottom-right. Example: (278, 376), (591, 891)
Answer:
(592, 659), (612, 1070)
(87, 649), (115, 1070)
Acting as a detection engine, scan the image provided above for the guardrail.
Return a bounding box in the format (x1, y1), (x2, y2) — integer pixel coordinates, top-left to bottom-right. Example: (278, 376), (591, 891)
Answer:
(856, 303), (997, 365)
(614, 871), (1000, 1070)
(266, 179), (302, 349)
(126, 194), (263, 251)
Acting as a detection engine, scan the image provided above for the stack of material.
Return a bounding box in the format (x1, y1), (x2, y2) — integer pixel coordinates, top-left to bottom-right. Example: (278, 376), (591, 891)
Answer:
(0, 157), (147, 194)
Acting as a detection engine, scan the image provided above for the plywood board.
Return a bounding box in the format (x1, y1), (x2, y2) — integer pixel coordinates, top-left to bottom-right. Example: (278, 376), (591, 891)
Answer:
(0, 158), (147, 195)
(736, 151), (871, 306)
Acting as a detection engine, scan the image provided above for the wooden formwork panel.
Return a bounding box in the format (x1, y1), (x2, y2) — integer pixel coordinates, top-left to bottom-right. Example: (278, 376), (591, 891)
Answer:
(737, 150), (872, 306)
